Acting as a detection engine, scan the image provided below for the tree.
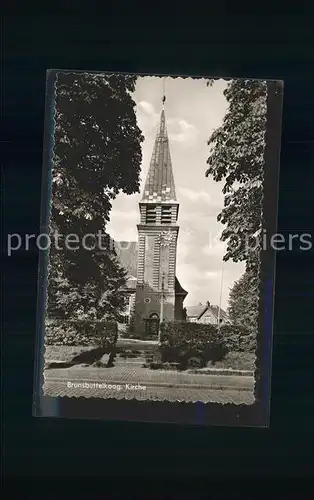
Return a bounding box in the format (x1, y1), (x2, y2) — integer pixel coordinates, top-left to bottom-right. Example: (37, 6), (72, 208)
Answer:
(47, 72), (144, 322)
(227, 270), (259, 330)
(206, 79), (267, 330)
(206, 79), (267, 273)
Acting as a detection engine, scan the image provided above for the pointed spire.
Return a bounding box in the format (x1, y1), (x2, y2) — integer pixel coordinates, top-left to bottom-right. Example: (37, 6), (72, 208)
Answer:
(141, 106), (177, 203)
(159, 78), (166, 135)
(159, 109), (166, 136)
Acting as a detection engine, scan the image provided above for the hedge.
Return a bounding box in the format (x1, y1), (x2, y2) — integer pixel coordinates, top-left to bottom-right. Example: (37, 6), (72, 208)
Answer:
(159, 321), (227, 369)
(158, 321), (257, 370)
(45, 318), (118, 348)
(218, 324), (257, 353)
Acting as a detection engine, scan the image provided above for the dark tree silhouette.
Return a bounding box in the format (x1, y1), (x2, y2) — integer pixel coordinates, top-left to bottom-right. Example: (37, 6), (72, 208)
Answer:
(47, 72), (144, 322)
(227, 270), (259, 330)
(206, 79), (267, 330)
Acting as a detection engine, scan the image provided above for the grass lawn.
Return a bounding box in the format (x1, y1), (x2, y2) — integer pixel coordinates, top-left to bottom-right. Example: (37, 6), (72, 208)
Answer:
(44, 344), (255, 373)
(44, 339), (153, 363)
(44, 345), (97, 363)
(207, 352), (256, 371)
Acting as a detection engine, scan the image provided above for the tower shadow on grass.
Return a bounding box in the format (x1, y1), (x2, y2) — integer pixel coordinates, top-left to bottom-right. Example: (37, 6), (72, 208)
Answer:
(45, 346), (117, 369)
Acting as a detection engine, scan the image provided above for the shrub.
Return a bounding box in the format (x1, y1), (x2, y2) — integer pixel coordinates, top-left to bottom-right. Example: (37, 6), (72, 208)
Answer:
(207, 351), (256, 371)
(45, 318), (118, 348)
(147, 362), (164, 370)
(187, 356), (205, 369)
(122, 324), (144, 340)
(45, 320), (118, 367)
(119, 351), (138, 359)
(121, 325), (142, 340)
(120, 324), (133, 339)
(219, 324), (257, 353)
(159, 321), (227, 369)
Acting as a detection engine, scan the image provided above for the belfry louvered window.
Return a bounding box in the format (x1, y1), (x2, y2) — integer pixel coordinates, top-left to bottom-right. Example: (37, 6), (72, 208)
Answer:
(161, 206), (172, 224)
(146, 206), (157, 224)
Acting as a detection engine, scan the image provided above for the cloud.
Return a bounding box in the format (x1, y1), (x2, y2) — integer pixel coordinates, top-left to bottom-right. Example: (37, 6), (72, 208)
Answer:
(138, 101), (155, 115)
(178, 187), (211, 204)
(206, 271), (219, 279)
(179, 263), (216, 282)
(109, 209), (139, 221)
(108, 227), (138, 243)
(137, 101), (198, 146)
(169, 133), (185, 143)
(178, 119), (196, 131)
(107, 207), (139, 243)
(202, 237), (227, 257)
(168, 118), (198, 145)
(136, 101), (160, 137)
(177, 264), (222, 308)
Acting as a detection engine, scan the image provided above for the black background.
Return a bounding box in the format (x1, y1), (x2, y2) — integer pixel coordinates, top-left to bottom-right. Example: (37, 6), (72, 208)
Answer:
(3, 3), (314, 493)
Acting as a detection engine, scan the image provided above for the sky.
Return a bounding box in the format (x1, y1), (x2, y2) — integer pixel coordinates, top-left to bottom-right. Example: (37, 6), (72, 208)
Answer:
(107, 76), (245, 310)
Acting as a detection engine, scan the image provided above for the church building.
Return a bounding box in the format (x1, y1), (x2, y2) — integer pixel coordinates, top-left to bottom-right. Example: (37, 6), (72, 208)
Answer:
(115, 98), (188, 338)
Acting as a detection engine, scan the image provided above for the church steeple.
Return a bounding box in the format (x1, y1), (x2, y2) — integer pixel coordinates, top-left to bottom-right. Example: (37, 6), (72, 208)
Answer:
(133, 82), (186, 338)
(141, 83), (177, 204)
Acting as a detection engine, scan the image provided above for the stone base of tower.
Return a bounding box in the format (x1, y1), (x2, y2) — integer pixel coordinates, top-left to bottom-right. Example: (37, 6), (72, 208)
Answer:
(133, 284), (175, 339)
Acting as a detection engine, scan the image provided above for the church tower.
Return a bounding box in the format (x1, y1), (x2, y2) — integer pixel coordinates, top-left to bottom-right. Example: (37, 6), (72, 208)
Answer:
(134, 89), (187, 337)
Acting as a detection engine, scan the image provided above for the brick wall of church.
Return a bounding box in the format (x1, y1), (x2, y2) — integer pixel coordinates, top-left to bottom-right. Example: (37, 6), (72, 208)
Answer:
(133, 226), (180, 336)
(160, 245), (170, 291)
(144, 235), (155, 287)
(134, 284), (175, 337)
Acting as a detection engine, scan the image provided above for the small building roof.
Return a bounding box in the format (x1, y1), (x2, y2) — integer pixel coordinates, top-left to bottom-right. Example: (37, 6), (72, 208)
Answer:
(186, 305), (206, 318)
(209, 305), (228, 321)
(186, 303), (228, 321)
(125, 275), (137, 290)
(114, 241), (138, 277)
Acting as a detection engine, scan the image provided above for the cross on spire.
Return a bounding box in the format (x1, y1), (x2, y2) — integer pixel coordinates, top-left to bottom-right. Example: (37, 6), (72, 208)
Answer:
(162, 77), (166, 108)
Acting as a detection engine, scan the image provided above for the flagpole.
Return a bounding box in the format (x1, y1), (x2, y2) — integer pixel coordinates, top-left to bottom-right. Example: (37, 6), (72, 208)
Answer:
(217, 260), (224, 332)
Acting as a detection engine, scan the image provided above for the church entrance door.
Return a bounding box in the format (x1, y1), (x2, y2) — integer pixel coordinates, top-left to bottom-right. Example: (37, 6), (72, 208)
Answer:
(144, 313), (159, 337)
